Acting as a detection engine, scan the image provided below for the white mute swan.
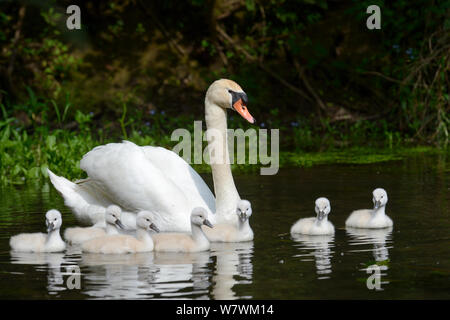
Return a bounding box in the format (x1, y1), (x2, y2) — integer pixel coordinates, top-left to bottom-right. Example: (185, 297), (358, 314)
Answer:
(10, 210), (66, 252)
(64, 205), (125, 244)
(290, 197), (335, 235)
(345, 188), (393, 229)
(81, 211), (160, 254)
(47, 79), (255, 232)
(203, 200), (254, 242)
(152, 207), (213, 253)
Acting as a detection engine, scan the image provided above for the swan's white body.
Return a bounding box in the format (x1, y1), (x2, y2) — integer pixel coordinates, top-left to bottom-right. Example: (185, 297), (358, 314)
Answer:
(290, 217), (335, 235)
(153, 208), (213, 253)
(345, 188), (393, 229)
(81, 211), (158, 254)
(345, 209), (393, 229)
(64, 205), (124, 244)
(290, 198), (335, 236)
(203, 200), (254, 242)
(64, 227), (106, 245)
(48, 79), (254, 233)
(204, 222), (253, 243)
(10, 210), (66, 253)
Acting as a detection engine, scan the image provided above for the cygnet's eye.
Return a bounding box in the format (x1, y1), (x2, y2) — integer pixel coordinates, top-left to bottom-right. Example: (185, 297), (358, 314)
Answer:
(54, 218), (57, 221)
(146, 218), (150, 222)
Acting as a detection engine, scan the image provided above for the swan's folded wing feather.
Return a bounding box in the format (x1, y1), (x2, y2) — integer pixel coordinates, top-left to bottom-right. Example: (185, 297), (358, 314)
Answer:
(141, 145), (216, 213)
(80, 141), (191, 228)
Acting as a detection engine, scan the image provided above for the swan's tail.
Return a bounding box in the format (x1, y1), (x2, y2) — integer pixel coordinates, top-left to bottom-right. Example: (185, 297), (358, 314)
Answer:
(47, 169), (106, 226)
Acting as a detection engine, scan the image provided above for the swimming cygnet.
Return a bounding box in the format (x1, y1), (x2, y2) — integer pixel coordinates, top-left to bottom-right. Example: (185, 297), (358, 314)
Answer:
(64, 205), (125, 244)
(81, 211), (159, 254)
(153, 207), (213, 253)
(345, 188), (393, 229)
(10, 209), (66, 252)
(203, 200), (254, 242)
(290, 197), (335, 235)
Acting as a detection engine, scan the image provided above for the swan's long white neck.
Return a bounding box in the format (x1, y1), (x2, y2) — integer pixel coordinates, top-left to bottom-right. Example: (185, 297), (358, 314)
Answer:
(192, 223), (210, 244)
(238, 218), (251, 232)
(205, 99), (240, 220)
(136, 228), (154, 249)
(106, 222), (119, 235)
(315, 217), (328, 226)
(46, 228), (62, 244)
(372, 206), (386, 217)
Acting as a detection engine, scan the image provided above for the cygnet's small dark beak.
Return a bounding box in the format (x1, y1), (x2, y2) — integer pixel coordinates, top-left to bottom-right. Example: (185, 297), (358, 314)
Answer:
(317, 211), (325, 221)
(115, 219), (126, 230)
(150, 223), (160, 233)
(203, 219), (213, 228)
(47, 221), (55, 232)
(374, 200), (382, 209)
(239, 212), (247, 221)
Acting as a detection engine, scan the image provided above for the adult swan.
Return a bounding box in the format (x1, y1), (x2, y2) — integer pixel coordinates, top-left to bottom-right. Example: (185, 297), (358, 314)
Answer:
(48, 79), (255, 232)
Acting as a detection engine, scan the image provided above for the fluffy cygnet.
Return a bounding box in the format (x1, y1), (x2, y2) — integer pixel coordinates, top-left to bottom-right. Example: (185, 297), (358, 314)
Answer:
(64, 205), (125, 244)
(203, 200), (254, 242)
(81, 211), (159, 254)
(10, 209), (66, 252)
(345, 188), (393, 229)
(153, 207), (213, 253)
(290, 197), (335, 235)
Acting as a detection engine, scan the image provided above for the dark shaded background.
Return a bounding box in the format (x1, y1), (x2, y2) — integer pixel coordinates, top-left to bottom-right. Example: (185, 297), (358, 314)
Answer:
(0, 0), (449, 148)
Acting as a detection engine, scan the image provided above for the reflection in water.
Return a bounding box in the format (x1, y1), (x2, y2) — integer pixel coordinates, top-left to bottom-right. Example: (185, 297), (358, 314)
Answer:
(292, 235), (334, 279)
(81, 252), (156, 299)
(346, 227), (393, 289)
(153, 251), (212, 299)
(80, 251), (212, 299)
(10, 251), (74, 295)
(346, 227), (393, 262)
(210, 242), (254, 300)
(9, 243), (254, 300)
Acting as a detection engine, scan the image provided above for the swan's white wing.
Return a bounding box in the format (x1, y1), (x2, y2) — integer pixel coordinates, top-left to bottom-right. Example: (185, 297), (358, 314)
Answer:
(47, 169), (109, 226)
(80, 141), (213, 232)
(141, 145), (216, 214)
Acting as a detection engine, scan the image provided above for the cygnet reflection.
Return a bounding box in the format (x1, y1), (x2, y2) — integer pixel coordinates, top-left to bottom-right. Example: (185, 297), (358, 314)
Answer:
(210, 241), (254, 300)
(346, 227), (393, 262)
(10, 251), (73, 295)
(292, 234), (334, 279)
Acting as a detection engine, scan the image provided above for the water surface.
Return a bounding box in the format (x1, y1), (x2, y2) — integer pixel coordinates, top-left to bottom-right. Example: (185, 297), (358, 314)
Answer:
(0, 154), (449, 299)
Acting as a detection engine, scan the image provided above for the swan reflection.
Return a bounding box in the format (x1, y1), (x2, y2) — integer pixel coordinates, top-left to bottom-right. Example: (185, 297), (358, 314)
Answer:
(346, 227), (393, 262)
(210, 241), (254, 300)
(79, 251), (212, 299)
(346, 227), (393, 289)
(9, 241), (254, 299)
(10, 251), (73, 295)
(292, 234), (334, 279)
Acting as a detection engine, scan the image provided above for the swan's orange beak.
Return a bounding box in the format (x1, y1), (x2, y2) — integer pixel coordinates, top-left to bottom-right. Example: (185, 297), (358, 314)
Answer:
(233, 98), (255, 124)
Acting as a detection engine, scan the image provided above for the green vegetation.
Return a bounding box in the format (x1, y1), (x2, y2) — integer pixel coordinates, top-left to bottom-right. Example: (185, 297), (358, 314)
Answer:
(0, 0), (449, 185)
(0, 90), (446, 185)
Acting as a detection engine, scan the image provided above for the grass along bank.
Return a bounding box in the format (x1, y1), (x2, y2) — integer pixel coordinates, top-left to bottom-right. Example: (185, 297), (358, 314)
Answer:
(1, 112), (447, 185)
(1, 92), (448, 185)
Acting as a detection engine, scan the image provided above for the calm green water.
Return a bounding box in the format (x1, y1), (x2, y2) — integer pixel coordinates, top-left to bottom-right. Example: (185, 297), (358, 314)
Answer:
(0, 154), (449, 299)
